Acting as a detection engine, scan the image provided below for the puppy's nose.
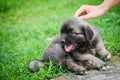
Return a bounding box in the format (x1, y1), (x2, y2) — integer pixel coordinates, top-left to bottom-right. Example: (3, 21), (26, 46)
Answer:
(61, 39), (65, 44)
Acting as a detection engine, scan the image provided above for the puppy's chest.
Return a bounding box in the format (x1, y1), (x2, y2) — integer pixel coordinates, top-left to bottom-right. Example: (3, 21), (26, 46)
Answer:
(70, 45), (96, 60)
(78, 42), (95, 52)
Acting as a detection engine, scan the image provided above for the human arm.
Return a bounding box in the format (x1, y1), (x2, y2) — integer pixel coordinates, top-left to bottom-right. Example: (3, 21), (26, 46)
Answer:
(74, 0), (120, 20)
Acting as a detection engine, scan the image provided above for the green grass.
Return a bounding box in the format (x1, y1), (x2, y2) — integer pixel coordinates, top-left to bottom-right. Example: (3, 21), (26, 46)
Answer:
(0, 0), (120, 80)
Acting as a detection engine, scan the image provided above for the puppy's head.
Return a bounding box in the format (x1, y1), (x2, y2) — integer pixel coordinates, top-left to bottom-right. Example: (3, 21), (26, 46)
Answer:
(60, 17), (94, 52)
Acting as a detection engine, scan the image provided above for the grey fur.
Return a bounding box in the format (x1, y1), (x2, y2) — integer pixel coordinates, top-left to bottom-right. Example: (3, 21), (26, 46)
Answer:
(28, 17), (111, 75)
(28, 60), (45, 72)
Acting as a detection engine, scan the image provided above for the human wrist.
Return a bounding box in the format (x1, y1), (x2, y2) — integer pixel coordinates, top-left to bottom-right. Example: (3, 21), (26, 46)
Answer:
(99, 0), (120, 13)
(97, 4), (108, 15)
(99, 1), (110, 14)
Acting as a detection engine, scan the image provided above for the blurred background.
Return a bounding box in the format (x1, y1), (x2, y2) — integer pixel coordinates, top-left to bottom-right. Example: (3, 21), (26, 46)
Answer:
(0, 0), (120, 79)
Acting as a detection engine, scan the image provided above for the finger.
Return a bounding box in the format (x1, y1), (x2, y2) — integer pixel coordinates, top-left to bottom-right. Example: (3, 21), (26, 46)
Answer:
(74, 9), (85, 17)
(74, 7), (86, 17)
(74, 5), (89, 17)
(78, 13), (92, 20)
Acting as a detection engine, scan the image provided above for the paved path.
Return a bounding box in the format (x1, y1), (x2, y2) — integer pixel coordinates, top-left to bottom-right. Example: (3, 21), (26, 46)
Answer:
(51, 62), (120, 80)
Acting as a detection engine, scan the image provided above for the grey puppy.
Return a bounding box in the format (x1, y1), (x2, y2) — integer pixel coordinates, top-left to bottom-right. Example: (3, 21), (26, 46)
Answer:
(28, 17), (111, 75)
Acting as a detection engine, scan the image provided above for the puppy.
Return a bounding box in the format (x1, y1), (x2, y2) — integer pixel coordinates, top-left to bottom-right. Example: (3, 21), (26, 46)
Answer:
(28, 17), (111, 75)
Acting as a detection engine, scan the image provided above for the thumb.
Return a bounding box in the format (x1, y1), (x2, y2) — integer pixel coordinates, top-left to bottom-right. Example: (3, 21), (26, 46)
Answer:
(78, 14), (92, 20)
(74, 7), (86, 17)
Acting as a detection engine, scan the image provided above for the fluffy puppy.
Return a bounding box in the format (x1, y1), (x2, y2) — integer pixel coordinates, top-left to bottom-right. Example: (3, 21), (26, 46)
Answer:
(28, 17), (111, 75)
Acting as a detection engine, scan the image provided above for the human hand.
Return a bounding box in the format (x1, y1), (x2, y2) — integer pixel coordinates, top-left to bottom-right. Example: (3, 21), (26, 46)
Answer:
(74, 5), (106, 20)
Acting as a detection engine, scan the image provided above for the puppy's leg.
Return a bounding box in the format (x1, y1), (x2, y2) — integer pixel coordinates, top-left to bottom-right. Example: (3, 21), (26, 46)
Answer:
(79, 54), (110, 71)
(63, 58), (87, 75)
(95, 37), (111, 60)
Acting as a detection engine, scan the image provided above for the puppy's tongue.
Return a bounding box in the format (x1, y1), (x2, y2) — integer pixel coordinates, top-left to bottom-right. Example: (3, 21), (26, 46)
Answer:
(64, 45), (73, 52)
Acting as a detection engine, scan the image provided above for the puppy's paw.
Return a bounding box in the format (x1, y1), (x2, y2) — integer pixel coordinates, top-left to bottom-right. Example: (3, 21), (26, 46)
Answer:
(105, 53), (111, 60)
(99, 64), (110, 71)
(75, 69), (87, 75)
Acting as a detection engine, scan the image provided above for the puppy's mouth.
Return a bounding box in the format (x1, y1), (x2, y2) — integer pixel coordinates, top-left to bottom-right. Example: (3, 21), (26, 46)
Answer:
(64, 44), (73, 52)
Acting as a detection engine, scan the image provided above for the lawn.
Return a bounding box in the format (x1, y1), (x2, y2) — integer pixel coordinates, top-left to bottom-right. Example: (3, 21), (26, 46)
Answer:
(0, 0), (120, 80)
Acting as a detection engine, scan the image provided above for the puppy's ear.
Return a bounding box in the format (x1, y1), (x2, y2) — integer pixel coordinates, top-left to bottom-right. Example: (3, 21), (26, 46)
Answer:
(84, 26), (94, 41)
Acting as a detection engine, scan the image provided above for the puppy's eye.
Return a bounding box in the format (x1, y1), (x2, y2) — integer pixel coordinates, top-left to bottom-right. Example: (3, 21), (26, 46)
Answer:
(72, 32), (82, 35)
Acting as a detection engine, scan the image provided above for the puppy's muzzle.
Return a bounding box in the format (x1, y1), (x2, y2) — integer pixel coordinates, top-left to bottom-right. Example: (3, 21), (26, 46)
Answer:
(60, 39), (65, 44)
